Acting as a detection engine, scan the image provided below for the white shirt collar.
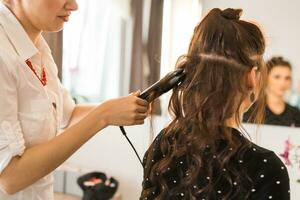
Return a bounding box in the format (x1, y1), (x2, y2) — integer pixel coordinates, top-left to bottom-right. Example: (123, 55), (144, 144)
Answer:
(0, 4), (51, 61)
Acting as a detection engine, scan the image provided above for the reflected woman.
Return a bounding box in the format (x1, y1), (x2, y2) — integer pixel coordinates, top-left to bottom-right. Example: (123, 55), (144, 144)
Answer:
(244, 56), (300, 127)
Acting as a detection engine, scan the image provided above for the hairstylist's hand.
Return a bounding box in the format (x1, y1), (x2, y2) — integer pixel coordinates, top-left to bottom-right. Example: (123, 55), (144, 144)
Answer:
(99, 91), (149, 127)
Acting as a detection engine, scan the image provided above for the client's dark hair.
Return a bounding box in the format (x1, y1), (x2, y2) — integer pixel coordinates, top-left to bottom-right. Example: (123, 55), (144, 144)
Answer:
(266, 56), (292, 73)
(141, 8), (266, 199)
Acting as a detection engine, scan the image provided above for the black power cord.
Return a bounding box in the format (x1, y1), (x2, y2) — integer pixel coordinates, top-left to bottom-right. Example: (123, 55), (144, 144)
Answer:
(119, 126), (143, 166)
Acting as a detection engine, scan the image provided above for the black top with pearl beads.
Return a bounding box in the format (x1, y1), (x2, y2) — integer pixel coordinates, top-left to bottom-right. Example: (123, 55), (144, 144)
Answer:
(141, 128), (290, 200)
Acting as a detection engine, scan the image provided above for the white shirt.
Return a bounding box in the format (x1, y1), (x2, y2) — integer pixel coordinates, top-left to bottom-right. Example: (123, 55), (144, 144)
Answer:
(0, 4), (75, 200)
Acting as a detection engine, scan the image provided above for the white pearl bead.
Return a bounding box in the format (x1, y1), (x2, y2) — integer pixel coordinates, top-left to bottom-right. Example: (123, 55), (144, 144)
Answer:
(260, 174), (264, 178)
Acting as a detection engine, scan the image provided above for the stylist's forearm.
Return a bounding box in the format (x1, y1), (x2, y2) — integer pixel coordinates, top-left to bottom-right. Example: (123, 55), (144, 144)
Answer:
(0, 107), (106, 194)
(67, 104), (97, 127)
(0, 93), (148, 194)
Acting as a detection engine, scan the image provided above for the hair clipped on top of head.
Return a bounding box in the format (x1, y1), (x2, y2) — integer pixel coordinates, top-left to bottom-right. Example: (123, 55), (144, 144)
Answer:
(266, 56), (292, 73)
(220, 8), (243, 20)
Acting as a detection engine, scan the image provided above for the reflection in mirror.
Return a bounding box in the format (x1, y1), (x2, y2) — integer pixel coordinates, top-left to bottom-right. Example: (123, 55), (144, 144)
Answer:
(201, 0), (300, 129)
(243, 56), (300, 127)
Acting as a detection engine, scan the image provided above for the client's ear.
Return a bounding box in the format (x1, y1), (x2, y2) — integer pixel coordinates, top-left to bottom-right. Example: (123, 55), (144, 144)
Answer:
(247, 66), (258, 89)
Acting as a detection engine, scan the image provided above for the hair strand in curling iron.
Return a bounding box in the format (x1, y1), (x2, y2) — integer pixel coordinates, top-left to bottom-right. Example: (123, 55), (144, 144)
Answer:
(119, 69), (186, 166)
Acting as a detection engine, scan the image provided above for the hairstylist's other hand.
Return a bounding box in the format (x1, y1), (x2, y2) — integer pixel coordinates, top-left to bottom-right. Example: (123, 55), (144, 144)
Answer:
(99, 91), (149, 127)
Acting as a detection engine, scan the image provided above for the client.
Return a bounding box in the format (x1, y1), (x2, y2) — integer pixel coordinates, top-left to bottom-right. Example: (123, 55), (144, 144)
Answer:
(140, 8), (290, 200)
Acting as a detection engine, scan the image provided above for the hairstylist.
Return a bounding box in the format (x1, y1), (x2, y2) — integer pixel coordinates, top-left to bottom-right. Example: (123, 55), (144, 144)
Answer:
(0, 0), (149, 199)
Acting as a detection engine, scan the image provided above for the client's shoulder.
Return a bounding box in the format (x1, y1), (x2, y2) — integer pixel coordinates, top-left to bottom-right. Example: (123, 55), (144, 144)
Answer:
(244, 141), (286, 174)
(232, 128), (283, 166)
(249, 142), (273, 155)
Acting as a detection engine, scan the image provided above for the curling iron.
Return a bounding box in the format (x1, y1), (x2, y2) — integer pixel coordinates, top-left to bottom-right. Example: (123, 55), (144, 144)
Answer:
(119, 69), (186, 166)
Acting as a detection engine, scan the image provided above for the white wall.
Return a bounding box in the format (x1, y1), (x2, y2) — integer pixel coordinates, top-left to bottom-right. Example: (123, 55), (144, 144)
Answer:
(201, 0), (300, 89)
